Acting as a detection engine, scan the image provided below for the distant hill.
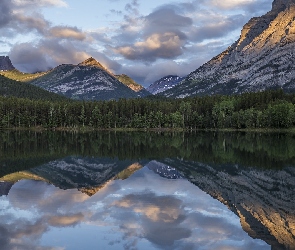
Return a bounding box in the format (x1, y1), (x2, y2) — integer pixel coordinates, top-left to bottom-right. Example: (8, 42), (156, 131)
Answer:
(29, 58), (140, 101)
(115, 74), (151, 97)
(0, 75), (67, 101)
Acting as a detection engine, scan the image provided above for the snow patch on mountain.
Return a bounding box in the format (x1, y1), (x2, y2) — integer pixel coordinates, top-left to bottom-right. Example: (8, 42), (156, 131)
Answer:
(147, 75), (184, 95)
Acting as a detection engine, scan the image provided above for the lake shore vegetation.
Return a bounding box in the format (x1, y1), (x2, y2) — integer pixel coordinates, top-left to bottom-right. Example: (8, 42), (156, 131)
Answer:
(1, 89), (295, 130)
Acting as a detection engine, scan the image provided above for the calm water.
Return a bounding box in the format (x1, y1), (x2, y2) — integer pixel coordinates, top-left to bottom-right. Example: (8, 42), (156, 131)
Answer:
(0, 131), (295, 250)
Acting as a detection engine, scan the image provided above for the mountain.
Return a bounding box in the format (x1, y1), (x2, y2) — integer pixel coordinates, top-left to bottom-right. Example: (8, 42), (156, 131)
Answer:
(25, 157), (140, 191)
(0, 74), (67, 101)
(0, 56), (46, 82)
(162, 0), (295, 98)
(160, 159), (295, 250)
(0, 56), (15, 71)
(115, 74), (151, 97)
(29, 58), (140, 101)
(147, 75), (183, 95)
(0, 158), (143, 196)
(146, 160), (183, 179)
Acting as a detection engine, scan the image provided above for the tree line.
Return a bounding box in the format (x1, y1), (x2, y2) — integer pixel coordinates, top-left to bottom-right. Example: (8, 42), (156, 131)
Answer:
(1, 89), (295, 129)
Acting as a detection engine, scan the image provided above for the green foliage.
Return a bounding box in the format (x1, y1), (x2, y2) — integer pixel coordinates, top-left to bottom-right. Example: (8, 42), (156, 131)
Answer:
(0, 89), (295, 129)
(0, 75), (67, 101)
(0, 69), (44, 82)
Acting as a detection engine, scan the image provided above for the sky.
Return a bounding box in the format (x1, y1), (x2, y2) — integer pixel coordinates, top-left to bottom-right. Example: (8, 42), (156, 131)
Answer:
(0, 0), (273, 87)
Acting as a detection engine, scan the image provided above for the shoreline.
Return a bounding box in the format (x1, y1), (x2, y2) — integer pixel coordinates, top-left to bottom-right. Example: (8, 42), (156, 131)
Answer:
(1, 126), (295, 134)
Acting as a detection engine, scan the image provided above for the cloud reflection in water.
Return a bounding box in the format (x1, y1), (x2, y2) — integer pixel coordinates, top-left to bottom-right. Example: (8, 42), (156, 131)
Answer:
(0, 166), (270, 250)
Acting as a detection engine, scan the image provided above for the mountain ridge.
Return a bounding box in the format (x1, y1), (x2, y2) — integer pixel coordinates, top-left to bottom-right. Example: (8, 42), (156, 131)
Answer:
(115, 74), (151, 97)
(28, 58), (141, 100)
(161, 0), (295, 98)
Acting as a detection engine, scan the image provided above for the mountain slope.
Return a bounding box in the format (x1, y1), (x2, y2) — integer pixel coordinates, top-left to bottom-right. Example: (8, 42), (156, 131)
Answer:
(0, 56), (15, 71)
(29, 58), (139, 101)
(0, 69), (46, 82)
(147, 75), (184, 95)
(162, 0), (295, 98)
(0, 75), (67, 101)
(115, 74), (151, 97)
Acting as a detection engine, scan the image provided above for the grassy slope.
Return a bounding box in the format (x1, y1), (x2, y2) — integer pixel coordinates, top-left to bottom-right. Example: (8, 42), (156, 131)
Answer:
(0, 74), (67, 101)
(0, 69), (46, 82)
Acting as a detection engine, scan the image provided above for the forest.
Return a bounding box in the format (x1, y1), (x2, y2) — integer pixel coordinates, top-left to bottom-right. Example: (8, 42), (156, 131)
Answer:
(0, 89), (295, 129)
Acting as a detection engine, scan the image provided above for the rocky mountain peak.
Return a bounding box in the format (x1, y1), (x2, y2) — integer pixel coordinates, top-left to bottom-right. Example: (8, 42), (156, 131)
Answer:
(0, 56), (15, 71)
(78, 57), (105, 69)
(272, 0), (295, 12)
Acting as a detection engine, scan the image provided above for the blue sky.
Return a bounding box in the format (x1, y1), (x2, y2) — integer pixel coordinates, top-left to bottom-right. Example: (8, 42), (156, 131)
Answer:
(0, 0), (272, 86)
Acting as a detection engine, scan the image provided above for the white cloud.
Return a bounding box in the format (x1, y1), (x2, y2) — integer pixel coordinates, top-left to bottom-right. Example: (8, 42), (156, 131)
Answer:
(49, 26), (87, 41)
(13, 0), (68, 8)
(210, 0), (256, 9)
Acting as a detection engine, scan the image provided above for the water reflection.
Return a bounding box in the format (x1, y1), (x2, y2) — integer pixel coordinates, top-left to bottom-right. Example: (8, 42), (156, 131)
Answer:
(0, 166), (270, 250)
(0, 131), (295, 249)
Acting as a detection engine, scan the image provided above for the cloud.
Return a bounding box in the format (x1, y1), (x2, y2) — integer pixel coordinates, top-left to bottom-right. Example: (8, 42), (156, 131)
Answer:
(0, 0), (95, 73)
(0, 226), (10, 250)
(114, 192), (184, 223)
(1, 0), (274, 80)
(48, 26), (87, 41)
(0, 0), (13, 28)
(13, 0), (68, 8)
(114, 8), (193, 62)
(115, 32), (186, 61)
(145, 8), (193, 31)
(124, 0), (139, 15)
(112, 192), (192, 247)
(15, 12), (50, 34)
(9, 40), (91, 72)
(48, 213), (84, 227)
(116, 42), (227, 86)
(189, 14), (247, 42)
(9, 43), (52, 72)
(209, 0), (268, 11)
(0, 162), (272, 250)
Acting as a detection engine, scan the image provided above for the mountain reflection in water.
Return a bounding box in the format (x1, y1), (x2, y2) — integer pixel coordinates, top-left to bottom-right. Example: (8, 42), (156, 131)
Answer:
(0, 131), (295, 250)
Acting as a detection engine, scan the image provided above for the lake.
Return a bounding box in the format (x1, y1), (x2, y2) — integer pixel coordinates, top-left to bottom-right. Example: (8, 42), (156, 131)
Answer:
(0, 131), (294, 250)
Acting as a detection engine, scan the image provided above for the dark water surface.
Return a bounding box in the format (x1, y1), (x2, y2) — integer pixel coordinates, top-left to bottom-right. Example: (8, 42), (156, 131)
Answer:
(0, 131), (295, 250)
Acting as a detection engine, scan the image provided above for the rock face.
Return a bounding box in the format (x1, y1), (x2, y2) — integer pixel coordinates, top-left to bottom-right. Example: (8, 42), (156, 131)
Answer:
(78, 57), (106, 70)
(160, 159), (295, 250)
(0, 56), (15, 71)
(147, 75), (183, 95)
(162, 0), (295, 98)
(115, 74), (151, 97)
(29, 58), (139, 101)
